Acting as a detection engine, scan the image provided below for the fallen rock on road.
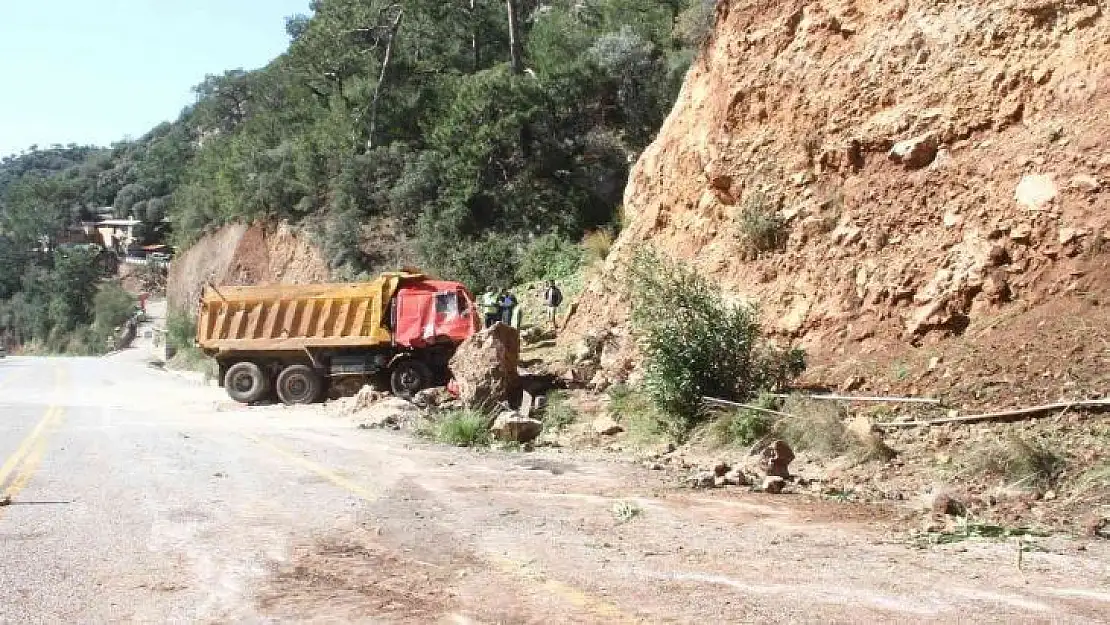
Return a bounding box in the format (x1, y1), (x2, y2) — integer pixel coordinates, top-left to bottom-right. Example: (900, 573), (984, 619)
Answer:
(449, 323), (520, 408)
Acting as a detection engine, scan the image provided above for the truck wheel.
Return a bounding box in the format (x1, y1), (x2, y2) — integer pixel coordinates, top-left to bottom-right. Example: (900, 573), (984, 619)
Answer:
(225, 362), (270, 404)
(390, 360), (431, 399)
(276, 365), (323, 405)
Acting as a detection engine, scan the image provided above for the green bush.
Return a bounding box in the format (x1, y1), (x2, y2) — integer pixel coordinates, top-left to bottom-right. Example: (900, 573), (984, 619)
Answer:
(542, 390), (577, 432)
(93, 283), (135, 333)
(166, 309), (197, 351)
(432, 409), (492, 447)
(627, 249), (805, 439)
(516, 233), (583, 284)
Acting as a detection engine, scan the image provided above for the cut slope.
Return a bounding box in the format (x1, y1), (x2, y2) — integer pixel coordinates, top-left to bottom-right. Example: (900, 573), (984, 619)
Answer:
(567, 0), (1110, 405)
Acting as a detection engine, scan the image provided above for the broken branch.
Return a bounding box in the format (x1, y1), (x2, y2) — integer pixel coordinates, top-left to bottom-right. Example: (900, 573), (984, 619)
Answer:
(875, 398), (1110, 428)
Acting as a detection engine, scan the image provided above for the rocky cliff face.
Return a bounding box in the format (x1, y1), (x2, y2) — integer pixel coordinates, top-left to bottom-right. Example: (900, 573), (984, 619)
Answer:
(568, 0), (1110, 403)
(167, 222), (329, 314)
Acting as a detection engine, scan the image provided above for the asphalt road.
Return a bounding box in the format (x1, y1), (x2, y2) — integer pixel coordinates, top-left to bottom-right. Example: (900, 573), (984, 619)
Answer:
(1, 355), (1108, 624)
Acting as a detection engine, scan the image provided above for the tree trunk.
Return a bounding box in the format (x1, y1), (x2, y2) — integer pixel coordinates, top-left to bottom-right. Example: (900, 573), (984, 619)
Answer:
(504, 0), (531, 158)
(367, 7), (405, 152)
(470, 0), (481, 72)
(505, 0), (523, 75)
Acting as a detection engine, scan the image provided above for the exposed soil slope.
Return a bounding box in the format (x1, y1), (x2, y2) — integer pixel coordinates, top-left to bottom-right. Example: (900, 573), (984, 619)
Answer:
(167, 222), (328, 314)
(568, 0), (1110, 406)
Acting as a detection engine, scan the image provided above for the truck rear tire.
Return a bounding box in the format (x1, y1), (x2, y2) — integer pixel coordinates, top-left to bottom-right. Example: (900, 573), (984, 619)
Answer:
(225, 362), (269, 404)
(276, 365), (323, 405)
(390, 360), (431, 399)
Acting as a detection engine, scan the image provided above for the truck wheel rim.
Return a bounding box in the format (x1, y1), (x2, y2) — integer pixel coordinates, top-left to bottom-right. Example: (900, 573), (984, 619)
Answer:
(232, 373), (254, 393)
(287, 376), (308, 398)
(399, 371), (419, 390)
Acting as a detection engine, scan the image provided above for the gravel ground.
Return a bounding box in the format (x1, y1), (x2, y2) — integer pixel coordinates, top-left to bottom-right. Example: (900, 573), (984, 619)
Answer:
(1, 354), (1108, 623)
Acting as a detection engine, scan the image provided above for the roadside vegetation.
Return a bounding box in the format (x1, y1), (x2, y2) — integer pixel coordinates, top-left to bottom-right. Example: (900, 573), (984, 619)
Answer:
(426, 409), (492, 448)
(625, 249), (806, 440)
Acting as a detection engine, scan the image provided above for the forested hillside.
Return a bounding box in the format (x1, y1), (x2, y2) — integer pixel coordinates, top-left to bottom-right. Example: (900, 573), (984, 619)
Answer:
(0, 0), (713, 350)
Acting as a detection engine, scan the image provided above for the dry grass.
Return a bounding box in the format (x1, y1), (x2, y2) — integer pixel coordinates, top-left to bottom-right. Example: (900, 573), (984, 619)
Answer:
(774, 396), (895, 462)
(968, 435), (1064, 490)
(581, 229), (615, 265)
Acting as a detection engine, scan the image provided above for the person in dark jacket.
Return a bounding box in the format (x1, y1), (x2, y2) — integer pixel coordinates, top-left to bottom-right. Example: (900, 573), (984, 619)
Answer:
(543, 280), (563, 329)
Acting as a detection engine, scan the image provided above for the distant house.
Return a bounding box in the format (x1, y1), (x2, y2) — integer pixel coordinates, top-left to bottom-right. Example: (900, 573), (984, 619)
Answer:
(97, 218), (142, 252)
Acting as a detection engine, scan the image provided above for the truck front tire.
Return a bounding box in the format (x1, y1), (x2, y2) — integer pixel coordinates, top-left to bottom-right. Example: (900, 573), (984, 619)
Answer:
(225, 362), (270, 404)
(276, 365), (323, 405)
(390, 360), (431, 399)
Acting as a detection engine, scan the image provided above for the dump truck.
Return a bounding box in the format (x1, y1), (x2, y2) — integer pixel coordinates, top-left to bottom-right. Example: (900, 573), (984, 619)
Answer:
(196, 272), (479, 405)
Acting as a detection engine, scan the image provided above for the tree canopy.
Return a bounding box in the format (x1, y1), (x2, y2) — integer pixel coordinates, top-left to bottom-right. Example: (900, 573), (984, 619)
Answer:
(0, 0), (716, 347)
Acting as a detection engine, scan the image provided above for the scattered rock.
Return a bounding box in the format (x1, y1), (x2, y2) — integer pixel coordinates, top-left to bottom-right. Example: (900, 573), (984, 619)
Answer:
(713, 461), (731, 477)
(723, 468), (750, 487)
(449, 323), (521, 408)
(357, 397), (422, 430)
(889, 133), (939, 169)
(760, 440), (795, 478)
(1069, 174), (1101, 193)
(1010, 223), (1033, 243)
(1081, 514), (1109, 539)
(688, 471), (716, 489)
(930, 492), (967, 517)
(1015, 174), (1058, 210)
(490, 411), (543, 443)
(762, 476), (786, 494)
(592, 415), (624, 436)
(412, 386), (452, 410)
(1058, 227), (1086, 245)
(588, 371), (612, 392)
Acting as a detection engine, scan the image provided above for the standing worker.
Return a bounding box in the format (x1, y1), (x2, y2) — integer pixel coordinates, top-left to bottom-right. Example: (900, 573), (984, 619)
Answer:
(480, 286), (500, 328)
(499, 288), (518, 327)
(543, 280), (563, 330)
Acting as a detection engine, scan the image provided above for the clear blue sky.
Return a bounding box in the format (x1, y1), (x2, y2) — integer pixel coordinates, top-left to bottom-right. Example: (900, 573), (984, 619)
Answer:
(0, 0), (312, 158)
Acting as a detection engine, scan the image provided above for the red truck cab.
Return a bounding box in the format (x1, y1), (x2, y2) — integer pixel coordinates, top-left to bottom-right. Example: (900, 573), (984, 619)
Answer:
(392, 280), (480, 348)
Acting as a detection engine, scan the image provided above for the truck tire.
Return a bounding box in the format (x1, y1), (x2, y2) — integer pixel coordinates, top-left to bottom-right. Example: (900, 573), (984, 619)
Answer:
(225, 362), (269, 404)
(390, 359), (431, 399)
(276, 365), (323, 405)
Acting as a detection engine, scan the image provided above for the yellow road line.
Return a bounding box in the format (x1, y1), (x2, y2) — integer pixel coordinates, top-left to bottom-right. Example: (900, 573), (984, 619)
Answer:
(242, 434), (382, 501)
(244, 433), (641, 623)
(2, 406), (64, 498)
(0, 405), (60, 489)
(0, 364), (66, 504)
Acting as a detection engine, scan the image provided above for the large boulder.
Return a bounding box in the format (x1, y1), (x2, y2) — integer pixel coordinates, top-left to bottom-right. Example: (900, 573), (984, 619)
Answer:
(449, 323), (520, 408)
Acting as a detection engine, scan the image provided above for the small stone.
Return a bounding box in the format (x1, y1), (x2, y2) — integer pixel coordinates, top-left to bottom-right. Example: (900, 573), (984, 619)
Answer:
(712, 461), (731, 477)
(688, 471), (716, 489)
(490, 411), (543, 443)
(1010, 223), (1033, 243)
(928, 356), (942, 371)
(1015, 174), (1058, 211)
(760, 440), (795, 478)
(1069, 174), (1100, 193)
(1043, 489), (1057, 501)
(724, 468), (750, 487)
(592, 415), (624, 436)
(1058, 227), (1086, 245)
(930, 493), (966, 517)
(889, 133), (939, 169)
(762, 476), (786, 494)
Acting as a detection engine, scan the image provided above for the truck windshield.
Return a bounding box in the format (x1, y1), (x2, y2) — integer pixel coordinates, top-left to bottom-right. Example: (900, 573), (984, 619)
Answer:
(434, 292), (459, 317)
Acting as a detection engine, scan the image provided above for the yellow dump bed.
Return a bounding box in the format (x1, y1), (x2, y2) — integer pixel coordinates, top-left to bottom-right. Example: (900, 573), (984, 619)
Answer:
(196, 273), (417, 353)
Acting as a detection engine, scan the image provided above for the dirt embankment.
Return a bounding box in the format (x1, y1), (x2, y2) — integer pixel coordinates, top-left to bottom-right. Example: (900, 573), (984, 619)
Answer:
(565, 0), (1110, 406)
(167, 222), (329, 314)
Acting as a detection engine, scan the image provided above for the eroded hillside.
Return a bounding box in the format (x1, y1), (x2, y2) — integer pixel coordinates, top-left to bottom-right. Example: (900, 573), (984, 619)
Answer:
(568, 0), (1110, 406)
